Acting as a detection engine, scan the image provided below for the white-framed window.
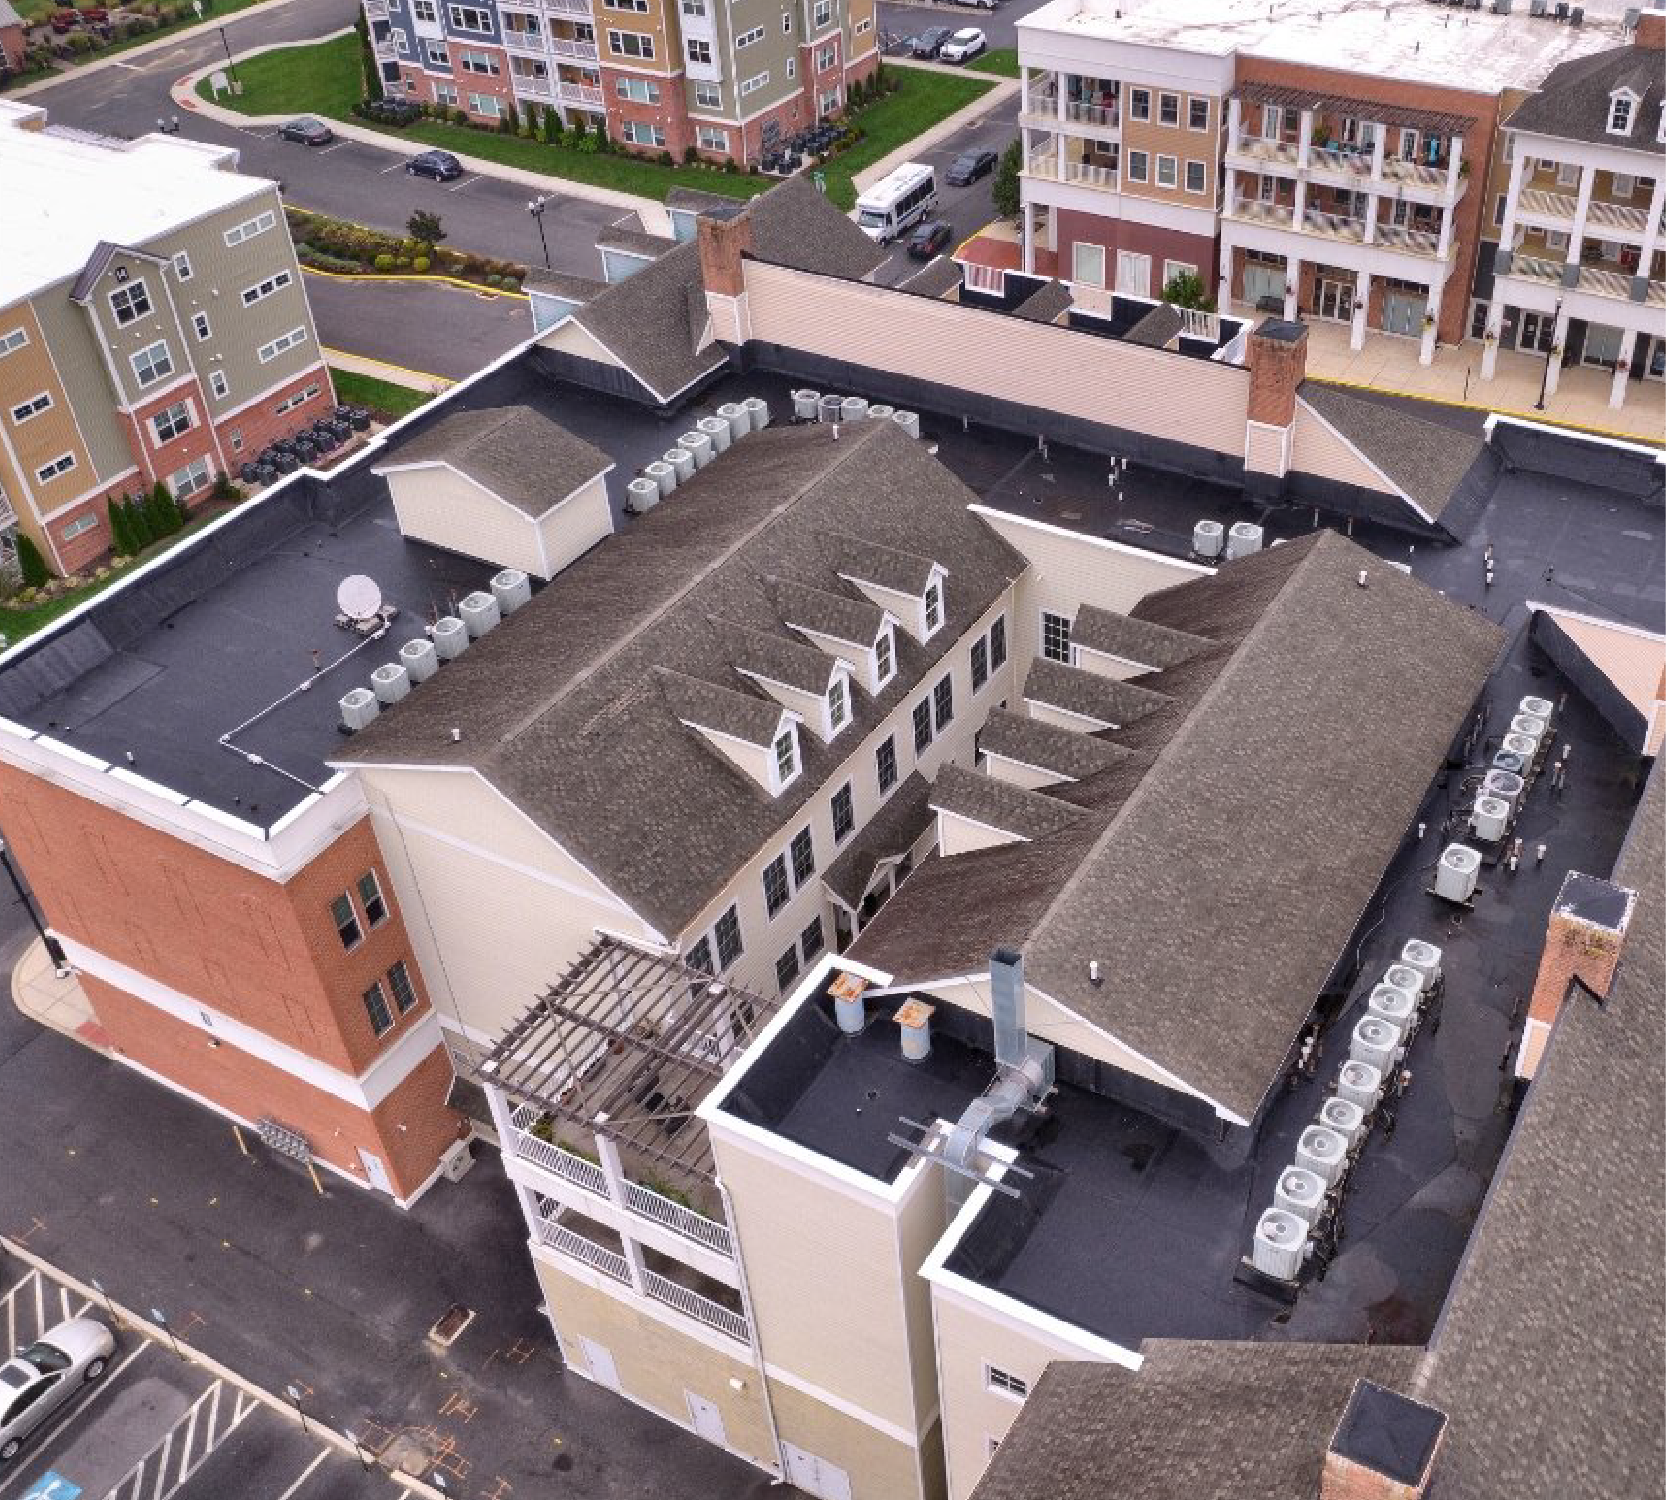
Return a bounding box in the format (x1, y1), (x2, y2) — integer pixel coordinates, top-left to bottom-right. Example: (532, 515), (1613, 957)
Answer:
(813, 0), (831, 25)
(459, 47), (498, 72)
(1611, 172), (1635, 198)
(363, 980), (394, 1037)
(424, 39), (449, 65)
(876, 734), (898, 796)
(873, 625), (895, 689)
(621, 119), (665, 146)
(1158, 91), (1179, 127)
(604, 0), (649, 9)
(772, 725), (800, 789)
(819, 85), (840, 114)
(687, 37), (712, 62)
(1041, 610), (1071, 663)
(986, 1366), (1029, 1400)
(448, 3), (490, 27)
(223, 209), (276, 247)
(827, 674), (850, 735)
(413, 0), (436, 17)
(854, 14), (871, 31)
(971, 636), (989, 693)
(922, 577), (943, 637)
(10, 392), (51, 424)
(781, 8), (791, 28)
(62, 513), (98, 541)
(109, 280), (152, 326)
(151, 400), (193, 444)
(1124, 149), (1150, 184)
(740, 71), (768, 96)
(388, 959), (419, 1014)
(775, 944), (801, 992)
(786, 56), (795, 77)
(815, 41), (837, 70)
(1607, 91), (1635, 135)
(35, 452), (76, 483)
(1188, 96), (1209, 131)
(697, 125), (728, 152)
(257, 327), (307, 364)
(392, 30), (410, 54)
(800, 915), (825, 964)
(1163, 258), (1197, 286)
(229, 429), (244, 452)
(912, 697), (933, 754)
(1546, 229), (1568, 250)
(682, 0), (705, 12)
(1184, 158), (1206, 194)
(209, 370), (230, 399)
(714, 905), (744, 969)
(172, 252), (193, 281)
(172, 456), (212, 500)
(467, 90), (501, 115)
(763, 853), (791, 918)
(1155, 154), (1178, 188)
(0, 329), (28, 357)
(1129, 87), (1150, 122)
(1072, 241), (1106, 287)
(434, 82), (459, 105)
(932, 673), (953, 733)
(831, 782), (855, 843)
(990, 615), (1006, 671)
(736, 23), (763, 45)
(608, 28), (653, 56)
(1555, 160), (1579, 187)
(131, 339), (174, 387)
(1493, 192), (1507, 228)
(240, 269), (293, 307)
(616, 75), (660, 102)
(192, 311), (212, 341)
(694, 81), (721, 108)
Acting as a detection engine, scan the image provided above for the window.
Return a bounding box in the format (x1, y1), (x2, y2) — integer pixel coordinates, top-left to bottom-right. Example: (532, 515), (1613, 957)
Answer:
(1156, 154), (1177, 188)
(413, 0), (435, 16)
(388, 959), (419, 1014)
(608, 28), (654, 56)
(151, 401), (192, 444)
(357, 870), (388, 927)
(10, 392), (51, 424)
(971, 637), (989, 692)
(854, 14), (870, 31)
(874, 627), (895, 687)
(687, 936), (715, 974)
(171, 252), (193, 281)
(1555, 161), (1579, 187)
(62, 514), (98, 541)
(257, 327), (307, 363)
(109, 281), (152, 326)
(35, 453), (75, 483)
(932, 674), (954, 733)
(831, 782), (855, 843)
(764, 854), (791, 917)
(828, 675), (849, 732)
(434, 82), (458, 106)
(1126, 150), (1148, 184)
(695, 82), (721, 108)
(1163, 258), (1196, 286)
(332, 893), (363, 950)
(1184, 159), (1206, 194)
(1188, 96), (1209, 130)
(209, 370), (229, 399)
(1158, 92), (1179, 127)
(1042, 611), (1071, 663)
(782, 9), (791, 27)
(1493, 192), (1507, 228)
(605, 0), (649, 9)
(616, 75), (660, 101)
(622, 120), (666, 146)
(876, 735), (898, 796)
(241, 270), (293, 307)
(1129, 87), (1150, 121)
(223, 210), (276, 247)
(697, 125), (729, 152)
(174, 457), (210, 506)
(1612, 172), (1635, 198)
(791, 826), (816, 886)
(448, 2), (490, 26)
(923, 580), (943, 636)
(990, 615), (1007, 670)
(786, 57), (795, 77)
(800, 916), (825, 963)
(775, 945), (801, 992)
(736, 24), (764, 45)
(774, 728), (799, 786)
(682, 0), (705, 11)
(987, 1366), (1029, 1400)
(1546, 229), (1568, 250)
(460, 47), (498, 72)
(1073, 242), (1105, 288)
(363, 981), (394, 1037)
(0, 329), (27, 356)
(424, 39), (449, 65)
(229, 429), (244, 453)
(714, 905), (743, 969)
(740, 71), (769, 96)
(912, 698), (933, 754)
(813, 0), (831, 24)
(815, 41), (837, 69)
(1607, 92), (1634, 135)
(191, 311), (212, 341)
(687, 37), (712, 62)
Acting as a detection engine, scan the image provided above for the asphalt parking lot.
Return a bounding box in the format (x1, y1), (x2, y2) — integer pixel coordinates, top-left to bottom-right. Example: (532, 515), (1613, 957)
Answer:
(0, 1262), (408, 1500)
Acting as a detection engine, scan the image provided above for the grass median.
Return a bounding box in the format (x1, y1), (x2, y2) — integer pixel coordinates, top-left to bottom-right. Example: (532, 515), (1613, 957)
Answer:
(969, 48), (1019, 77)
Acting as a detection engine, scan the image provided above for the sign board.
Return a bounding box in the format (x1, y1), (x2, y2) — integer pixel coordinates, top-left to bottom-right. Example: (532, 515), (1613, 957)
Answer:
(23, 1474), (83, 1500)
(208, 69), (229, 96)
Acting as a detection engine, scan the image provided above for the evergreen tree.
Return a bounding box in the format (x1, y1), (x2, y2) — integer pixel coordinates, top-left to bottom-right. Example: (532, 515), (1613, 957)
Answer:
(150, 480), (181, 535)
(17, 533), (49, 588)
(106, 495), (132, 556)
(992, 140), (1023, 219)
(125, 495), (154, 549)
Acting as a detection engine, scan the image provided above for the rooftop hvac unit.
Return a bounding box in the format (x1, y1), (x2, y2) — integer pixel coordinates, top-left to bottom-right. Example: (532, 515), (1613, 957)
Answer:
(1483, 767), (1525, 809)
(1510, 714), (1547, 742)
(1193, 519), (1225, 558)
(1320, 1095), (1367, 1149)
(339, 687), (379, 731)
(1367, 984), (1416, 1041)
(460, 591), (501, 639)
(1399, 939), (1443, 989)
(626, 476), (661, 513)
(1296, 1125), (1347, 1187)
(1383, 963), (1427, 998)
(817, 393), (845, 424)
(893, 410), (922, 439)
(1471, 794), (1511, 842)
(1502, 732), (1539, 761)
(433, 615), (469, 661)
(665, 448), (695, 485)
(1529, 0), (1546, 13)
(683, 431), (714, 469)
(1251, 1208), (1308, 1281)
(1274, 1165), (1326, 1225)
(792, 389), (821, 420)
(371, 662), (410, 706)
(1519, 694), (1554, 724)
(841, 396), (869, 424)
(868, 403), (896, 422)
(491, 568), (532, 614)
(717, 400), (750, 439)
(1491, 749), (1525, 775)
(400, 636), (439, 683)
(1351, 1016), (1400, 1073)
(743, 396), (770, 430)
(644, 461), (676, 499)
(1337, 1059), (1383, 1112)
(1225, 521), (1264, 560)
(698, 415), (732, 453)
(1435, 843), (1481, 903)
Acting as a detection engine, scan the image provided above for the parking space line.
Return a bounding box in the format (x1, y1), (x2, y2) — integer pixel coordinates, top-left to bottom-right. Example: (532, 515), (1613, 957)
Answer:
(443, 177), (475, 192)
(379, 160), (407, 174)
(316, 143), (347, 155)
(0, 1344), (151, 1500)
(273, 1450), (330, 1500)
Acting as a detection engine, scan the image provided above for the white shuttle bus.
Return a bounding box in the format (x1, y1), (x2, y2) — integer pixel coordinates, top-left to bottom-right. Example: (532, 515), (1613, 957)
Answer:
(854, 162), (938, 244)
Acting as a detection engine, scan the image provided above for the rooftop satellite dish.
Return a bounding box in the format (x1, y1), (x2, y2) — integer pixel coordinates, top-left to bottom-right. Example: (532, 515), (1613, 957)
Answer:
(337, 574), (383, 621)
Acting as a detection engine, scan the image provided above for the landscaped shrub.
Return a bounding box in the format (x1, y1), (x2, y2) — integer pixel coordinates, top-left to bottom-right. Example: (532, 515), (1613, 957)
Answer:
(394, 255), (412, 268)
(123, 496), (153, 549)
(500, 278), (520, 293)
(373, 252), (395, 271)
(412, 255), (430, 272)
(16, 534), (49, 588)
(484, 273), (502, 287)
(296, 245), (361, 272)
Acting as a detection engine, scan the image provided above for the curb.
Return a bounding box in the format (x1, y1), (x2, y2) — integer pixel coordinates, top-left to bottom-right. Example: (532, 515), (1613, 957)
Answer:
(323, 346), (453, 392)
(300, 262), (531, 302)
(1, 1235), (452, 1500)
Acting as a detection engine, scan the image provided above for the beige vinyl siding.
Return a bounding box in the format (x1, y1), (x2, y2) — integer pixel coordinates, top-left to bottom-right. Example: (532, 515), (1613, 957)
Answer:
(742, 262), (1253, 459)
(82, 247), (184, 410)
(27, 291), (137, 483)
(979, 755), (1058, 792)
(0, 303), (90, 511)
(539, 318), (625, 366)
(1070, 643), (1144, 681)
(769, 1380), (941, 1500)
(1290, 400), (1399, 498)
(531, 474), (612, 576)
(938, 809), (1020, 857)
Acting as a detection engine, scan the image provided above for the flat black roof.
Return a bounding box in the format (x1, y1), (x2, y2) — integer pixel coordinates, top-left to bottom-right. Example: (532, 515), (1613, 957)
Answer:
(1556, 869), (1633, 931)
(1332, 1380), (1447, 1484)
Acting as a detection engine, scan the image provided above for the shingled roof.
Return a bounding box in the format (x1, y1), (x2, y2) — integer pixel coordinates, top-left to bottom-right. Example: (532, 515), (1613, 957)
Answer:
(1071, 605), (1214, 670)
(336, 420), (1025, 939)
(977, 708), (1140, 783)
(855, 532), (1504, 1123)
(1505, 38), (1665, 150)
(931, 763), (1085, 842)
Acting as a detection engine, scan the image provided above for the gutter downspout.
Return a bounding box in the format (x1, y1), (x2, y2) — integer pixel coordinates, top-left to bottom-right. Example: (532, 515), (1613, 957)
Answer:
(716, 1176), (790, 1485)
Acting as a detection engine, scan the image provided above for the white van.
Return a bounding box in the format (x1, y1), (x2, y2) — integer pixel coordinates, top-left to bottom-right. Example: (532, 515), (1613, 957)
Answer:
(855, 162), (938, 244)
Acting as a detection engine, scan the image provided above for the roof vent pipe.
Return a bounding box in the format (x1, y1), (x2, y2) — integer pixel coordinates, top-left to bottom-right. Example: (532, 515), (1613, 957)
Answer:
(990, 946), (1028, 1071)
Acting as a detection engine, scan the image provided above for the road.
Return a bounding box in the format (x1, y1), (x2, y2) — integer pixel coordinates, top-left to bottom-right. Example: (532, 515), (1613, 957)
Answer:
(305, 272), (532, 381)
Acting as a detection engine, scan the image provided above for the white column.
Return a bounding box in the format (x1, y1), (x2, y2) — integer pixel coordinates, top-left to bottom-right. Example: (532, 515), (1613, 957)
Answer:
(1284, 257), (1301, 321)
(1445, 134), (1464, 205)
(1544, 302), (1570, 397)
(1228, 94), (1242, 151)
(1480, 299), (1506, 380)
(1020, 66), (1032, 115)
(1609, 357), (1630, 409)
(1022, 200), (1036, 276)
(1437, 202), (1455, 261)
(1224, 163), (1238, 217)
(1297, 107), (1313, 168)
(1351, 268), (1370, 350)
(593, 1121), (648, 1295)
(1371, 128), (1386, 185)
(1637, 173), (1666, 282)
(1364, 191), (1379, 244)
(1218, 237), (1232, 311)
(1419, 278), (1443, 366)
(1567, 161), (1596, 268)
(1056, 69), (1066, 123)
(1496, 147), (1528, 256)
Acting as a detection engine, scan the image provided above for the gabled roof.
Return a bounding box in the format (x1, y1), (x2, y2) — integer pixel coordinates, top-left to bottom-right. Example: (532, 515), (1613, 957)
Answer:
(823, 770), (934, 909)
(523, 268), (605, 303)
(1124, 302), (1184, 349)
(837, 535), (939, 596)
(898, 256), (964, 299)
(375, 405), (612, 515)
(336, 420), (1025, 938)
(978, 707), (1139, 782)
(767, 575), (888, 648)
(711, 615), (839, 696)
(1071, 605), (1214, 670)
(656, 666), (783, 746)
(745, 175), (888, 282)
(1013, 280), (1073, 324)
(931, 763), (1085, 842)
(68, 240), (163, 304)
(596, 222), (676, 260)
(1505, 39), (1665, 150)
(1023, 658), (1170, 726)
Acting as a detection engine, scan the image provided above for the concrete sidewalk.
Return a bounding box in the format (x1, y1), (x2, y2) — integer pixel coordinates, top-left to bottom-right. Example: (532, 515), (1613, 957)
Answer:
(10, 935), (110, 1053)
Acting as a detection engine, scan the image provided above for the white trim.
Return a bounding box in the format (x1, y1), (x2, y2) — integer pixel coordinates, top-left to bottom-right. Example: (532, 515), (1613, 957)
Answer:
(930, 805), (1028, 846)
(969, 502), (1212, 574)
(1483, 411), (1666, 463)
(1523, 598), (1666, 643)
(980, 749), (1072, 784)
(1070, 640), (1158, 675)
(758, 1361), (921, 1448)
(57, 934), (445, 1110)
(371, 458), (615, 524)
(1295, 396), (1434, 524)
(1021, 696), (1113, 731)
(35, 466), (141, 523)
(212, 360), (332, 423)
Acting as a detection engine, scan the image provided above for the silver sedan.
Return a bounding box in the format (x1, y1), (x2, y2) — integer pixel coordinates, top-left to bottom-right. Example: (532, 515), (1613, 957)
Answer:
(0, 1317), (116, 1462)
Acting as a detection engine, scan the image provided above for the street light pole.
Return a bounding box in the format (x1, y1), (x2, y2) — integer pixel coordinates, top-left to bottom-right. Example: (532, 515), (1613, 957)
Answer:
(1534, 297), (1563, 411)
(0, 837), (65, 969)
(217, 24), (238, 82)
(286, 1384), (310, 1436)
(527, 195), (551, 270)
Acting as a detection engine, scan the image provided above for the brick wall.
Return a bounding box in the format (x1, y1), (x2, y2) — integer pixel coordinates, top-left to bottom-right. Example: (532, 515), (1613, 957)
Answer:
(1320, 1451), (1427, 1500)
(1520, 872), (1633, 1079)
(120, 378), (222, 493)
(1247, 322), (1307, 427)
(216, 362), (335, 465)
(1054, 209), (1217, 295)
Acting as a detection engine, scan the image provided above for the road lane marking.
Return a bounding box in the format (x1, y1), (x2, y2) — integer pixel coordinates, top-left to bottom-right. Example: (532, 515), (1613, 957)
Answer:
(273, 1451), (330, 1500)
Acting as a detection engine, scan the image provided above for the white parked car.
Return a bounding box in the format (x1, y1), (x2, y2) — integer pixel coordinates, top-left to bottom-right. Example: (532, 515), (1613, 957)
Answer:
(0, 1318), (115, 1462)
(937, 27), (987, 62)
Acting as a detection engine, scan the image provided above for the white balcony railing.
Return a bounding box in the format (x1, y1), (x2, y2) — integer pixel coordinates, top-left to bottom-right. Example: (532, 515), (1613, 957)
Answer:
(541, 0), (592, 13)
(1585, 197), (1652, 235)
(1301, 207), (1368, 243)
(502, 27), (546, 53)
(1064, 159), (1116, 188)
(1229, 133), (1300, 168)
(371, 37), (398, 60)
(642, 1270), (749, 1342)
(1504, 254), (1565, 286)
(1227, 195), (1295, 228)
(509, 1120), (611, 1196)
(1379, 154), (1449, 188)
(363, 0), (388, 18)
(622, 1180), (734, 1255)
(1307, 143), (1372, 180)
(537, 1215), (632, 1283)
(1066, 100), (1117, 129)
(1374, 220), (1442, 254)
(559, 80), (604, 107)
(549, 35), (598, 59)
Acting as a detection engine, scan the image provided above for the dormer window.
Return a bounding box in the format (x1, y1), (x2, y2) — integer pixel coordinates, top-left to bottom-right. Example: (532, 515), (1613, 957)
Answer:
(827, 673), (850, 736)
(1608, 90), (1637, 136)
(923, 580), (943, 637)
(773, 726), (800, 789)
(873, 626), (896, 690)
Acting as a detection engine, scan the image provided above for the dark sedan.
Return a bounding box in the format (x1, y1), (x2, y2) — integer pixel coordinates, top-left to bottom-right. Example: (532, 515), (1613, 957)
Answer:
(911, 26), (952, 56)
(407, 149), (464, 181)
(279, 116), (334, 146)
(907, 219), (954, 259)
(945, 148), (998, 186)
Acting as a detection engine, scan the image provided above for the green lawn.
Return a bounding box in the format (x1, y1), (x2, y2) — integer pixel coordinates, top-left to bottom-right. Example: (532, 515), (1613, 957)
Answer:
(968, 48), (1019, 78)
(198, 36), (990, 207)
(330, 367), (438, 421)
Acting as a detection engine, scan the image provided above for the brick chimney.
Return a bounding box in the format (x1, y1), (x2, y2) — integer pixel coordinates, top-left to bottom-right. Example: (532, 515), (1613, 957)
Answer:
(1321, 1381), (1447, 1500)
(1634, 5), (1664, 49)
(1242, 318), (1308, 494)
(696, 210), (754, 299)
(1516, 868), (1636, 1078)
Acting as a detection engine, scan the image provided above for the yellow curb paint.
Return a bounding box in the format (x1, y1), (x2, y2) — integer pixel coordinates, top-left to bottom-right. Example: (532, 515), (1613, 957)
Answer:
(299, 264), (530, 301)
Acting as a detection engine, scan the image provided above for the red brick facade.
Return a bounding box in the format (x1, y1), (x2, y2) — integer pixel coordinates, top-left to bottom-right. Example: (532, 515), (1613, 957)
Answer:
(1053, 208), (1218, 299)
(1, 20), (24, 71)
(214, 361), (336, 466)
(119, 378), (226, 496)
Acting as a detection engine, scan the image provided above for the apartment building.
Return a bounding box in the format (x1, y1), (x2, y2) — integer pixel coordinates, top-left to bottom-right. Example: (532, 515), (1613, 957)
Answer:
(1011, 0), (1623, 360)
(367, 0), (878, 163)
(0, 100), (332, 579)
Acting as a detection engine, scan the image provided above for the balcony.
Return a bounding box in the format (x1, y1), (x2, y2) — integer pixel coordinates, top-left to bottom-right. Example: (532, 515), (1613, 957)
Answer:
(549, 34), (598, 60)
(1517, 187), (1576, 226)
(1226, 195), (1295, 229)
(510, 71), (554, 97)
(1379, 154), (1450, 189)
(363, 0), (388, 17)
(1586, 197), (1653, 235)
(371, 37), (398, 60)
(540, 0), (592, 15)
(1497, 252), (1666, 311)
(559, 79), (604, 108)
(1024, 152), (1117, 190)
(502, 27), (546, 54)
(537, 1211), (632, 1283)
(1226, 133), (1300, 170)
(642, 1269), (749, 1343)
(1373, 220), (1442, 255)
(1065, 100), (1118, 130)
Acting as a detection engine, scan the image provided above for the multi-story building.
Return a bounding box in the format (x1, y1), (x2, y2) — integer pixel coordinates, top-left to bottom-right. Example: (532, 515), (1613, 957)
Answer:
(1481, 11), (1665, 412)
(1009, 0), (1625, 361)
(367, 0), (878, 164)
(0, 100), (333, 579)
